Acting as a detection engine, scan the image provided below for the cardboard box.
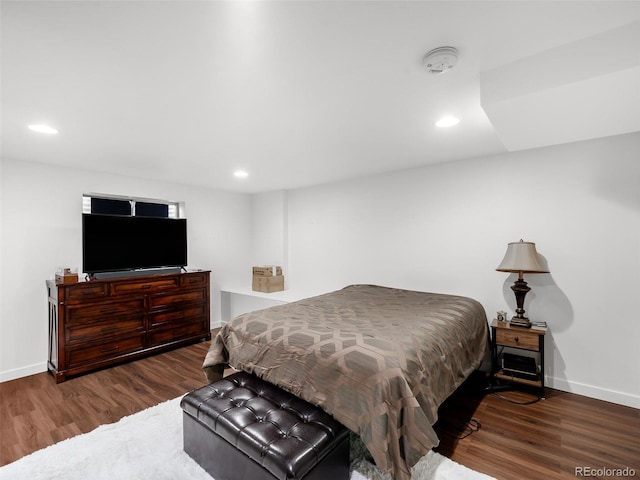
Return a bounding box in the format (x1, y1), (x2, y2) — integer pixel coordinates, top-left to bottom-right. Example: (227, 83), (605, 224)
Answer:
(252, 275), (284, 293)
(55, 268), (79, 284)
(253, 266), (283, 277)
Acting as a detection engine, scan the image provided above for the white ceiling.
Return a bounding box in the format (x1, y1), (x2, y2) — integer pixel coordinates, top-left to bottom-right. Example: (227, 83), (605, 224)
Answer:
(2, 1), (639, 194)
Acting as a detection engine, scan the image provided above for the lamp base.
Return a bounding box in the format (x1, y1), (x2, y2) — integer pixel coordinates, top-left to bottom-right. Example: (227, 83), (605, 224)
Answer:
(510, 317), (532, 328)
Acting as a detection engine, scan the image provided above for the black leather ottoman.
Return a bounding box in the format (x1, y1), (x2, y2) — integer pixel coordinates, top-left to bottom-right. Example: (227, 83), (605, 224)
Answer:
(180, 371), (350, 480)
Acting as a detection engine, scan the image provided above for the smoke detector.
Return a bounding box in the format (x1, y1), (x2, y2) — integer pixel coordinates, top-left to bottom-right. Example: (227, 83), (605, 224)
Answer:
(423, 46), (458, 74)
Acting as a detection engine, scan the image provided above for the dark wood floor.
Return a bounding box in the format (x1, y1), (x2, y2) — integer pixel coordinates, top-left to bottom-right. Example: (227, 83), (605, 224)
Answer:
(0, 340), (212, 468)
(1, 338), (639, 479)
(433, 376), (639, 479)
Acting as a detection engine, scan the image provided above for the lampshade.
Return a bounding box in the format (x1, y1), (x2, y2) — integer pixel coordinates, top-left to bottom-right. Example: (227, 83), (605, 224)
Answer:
(496, 240), (549, 273)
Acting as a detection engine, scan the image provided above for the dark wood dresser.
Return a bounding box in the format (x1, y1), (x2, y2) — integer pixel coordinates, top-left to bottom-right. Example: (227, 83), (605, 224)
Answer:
(47, 270), (211, 383)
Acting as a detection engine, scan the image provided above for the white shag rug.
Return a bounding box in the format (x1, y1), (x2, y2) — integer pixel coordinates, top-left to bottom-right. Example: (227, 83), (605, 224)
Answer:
(1, 397), (494, 480)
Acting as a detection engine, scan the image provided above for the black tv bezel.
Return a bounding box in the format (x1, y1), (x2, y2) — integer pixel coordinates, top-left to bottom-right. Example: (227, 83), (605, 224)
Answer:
(82, 213), (187, 275)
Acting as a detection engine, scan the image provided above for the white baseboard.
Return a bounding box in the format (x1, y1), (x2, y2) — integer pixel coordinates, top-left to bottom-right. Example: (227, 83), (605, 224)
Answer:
(0, 362), (48, 383)
(547, 376), (639, 409)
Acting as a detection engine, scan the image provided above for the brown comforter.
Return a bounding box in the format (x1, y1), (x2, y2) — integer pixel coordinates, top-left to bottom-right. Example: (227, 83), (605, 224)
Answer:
(203, 284), (489, 480)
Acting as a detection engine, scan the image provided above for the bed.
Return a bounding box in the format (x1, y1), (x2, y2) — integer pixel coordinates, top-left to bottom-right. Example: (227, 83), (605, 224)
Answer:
(203, 284), (489, 480)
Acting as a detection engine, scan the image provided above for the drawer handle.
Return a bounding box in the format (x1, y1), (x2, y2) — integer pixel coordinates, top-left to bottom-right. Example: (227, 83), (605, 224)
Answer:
(100, 307), (119, 314)
(189, 278), (198, 284)
(141, 284), (152, 289)
(514, 337), (519, 342)
(100, 346), (119, 354)
(101, 326), (118, 333)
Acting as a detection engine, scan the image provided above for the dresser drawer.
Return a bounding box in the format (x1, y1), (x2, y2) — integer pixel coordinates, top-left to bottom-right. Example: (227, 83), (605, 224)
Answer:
(148, 320), (207, 345)
(149, 304), (207, 328)
(66, 315), (145, 344)
(495, 328), (540, 351)
(180, 272), (208, 288)
(65, 283), (109, 302)
(66, 334), (145, 368)
(150, 289), (206, 309)
(66, 299), (145, 324)
(112, 277), (180, 295)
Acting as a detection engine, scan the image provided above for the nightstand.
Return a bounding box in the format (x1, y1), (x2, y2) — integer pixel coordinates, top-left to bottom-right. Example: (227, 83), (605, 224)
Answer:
(490, 319), (547, 398)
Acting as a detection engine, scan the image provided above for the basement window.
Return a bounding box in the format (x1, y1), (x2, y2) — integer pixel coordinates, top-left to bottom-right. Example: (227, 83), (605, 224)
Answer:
(82, 194), (182, 219)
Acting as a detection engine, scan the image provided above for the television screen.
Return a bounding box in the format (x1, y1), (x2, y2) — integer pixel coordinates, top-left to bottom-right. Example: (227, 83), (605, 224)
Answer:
(82, 214), (187, 274)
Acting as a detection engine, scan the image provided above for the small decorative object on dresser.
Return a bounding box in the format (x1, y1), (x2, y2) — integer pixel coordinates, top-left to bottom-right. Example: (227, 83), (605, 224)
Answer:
(496, 310), (508, 323)
(55, 267), (78, 284)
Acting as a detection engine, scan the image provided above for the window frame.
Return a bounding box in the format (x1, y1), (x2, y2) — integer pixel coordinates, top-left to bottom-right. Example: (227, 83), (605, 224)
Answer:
(82, 194), (183, 219)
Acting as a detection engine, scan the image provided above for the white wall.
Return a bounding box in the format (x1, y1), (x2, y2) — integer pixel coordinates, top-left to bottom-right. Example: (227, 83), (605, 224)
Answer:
(0, 159), (252, 381)
(2, 132), (639, 409)
(283, 132), (639, 407)
(216, 191), (290, 323)
(251, 190), (288, 278)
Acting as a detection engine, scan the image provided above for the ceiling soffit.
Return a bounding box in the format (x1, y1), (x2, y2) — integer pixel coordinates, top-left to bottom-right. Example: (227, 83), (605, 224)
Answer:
(480, 21), (640, 152)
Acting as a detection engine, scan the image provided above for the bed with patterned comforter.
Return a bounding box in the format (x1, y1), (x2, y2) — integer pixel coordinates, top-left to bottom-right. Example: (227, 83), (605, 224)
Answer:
(203, 284), (489, 480)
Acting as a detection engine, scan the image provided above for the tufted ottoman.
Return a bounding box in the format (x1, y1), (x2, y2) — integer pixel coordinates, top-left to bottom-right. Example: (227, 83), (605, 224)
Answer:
(180, 371), (350, 480)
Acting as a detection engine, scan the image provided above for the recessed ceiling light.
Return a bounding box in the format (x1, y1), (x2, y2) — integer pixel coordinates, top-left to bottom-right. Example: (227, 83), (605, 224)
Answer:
(28, 124), (58, 134)
(435, 116), (460, 128)
(234, 170), (249, 178)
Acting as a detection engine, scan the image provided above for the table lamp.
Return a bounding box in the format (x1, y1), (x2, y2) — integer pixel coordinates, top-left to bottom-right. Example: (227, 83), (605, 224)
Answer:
(496, 239), (549, 328)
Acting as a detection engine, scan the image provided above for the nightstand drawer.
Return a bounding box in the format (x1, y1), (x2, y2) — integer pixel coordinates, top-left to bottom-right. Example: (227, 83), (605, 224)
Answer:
(495, 328), (539, 351)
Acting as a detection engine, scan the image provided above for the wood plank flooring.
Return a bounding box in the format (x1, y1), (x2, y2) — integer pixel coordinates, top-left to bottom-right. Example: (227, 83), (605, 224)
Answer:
(2, 338), (639, 479)
(0, 339), (212, 468)
(433, 375), (639, 479)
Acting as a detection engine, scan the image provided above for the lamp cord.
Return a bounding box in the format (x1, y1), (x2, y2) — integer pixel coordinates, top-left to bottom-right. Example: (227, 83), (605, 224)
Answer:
(440, 418), (482, 440)
(491, 389), (542, 405)
(458, 418), (481, 439)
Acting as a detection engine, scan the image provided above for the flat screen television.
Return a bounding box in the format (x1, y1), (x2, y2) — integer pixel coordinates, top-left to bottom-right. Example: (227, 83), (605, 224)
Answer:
(82, 214), (187, 274)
